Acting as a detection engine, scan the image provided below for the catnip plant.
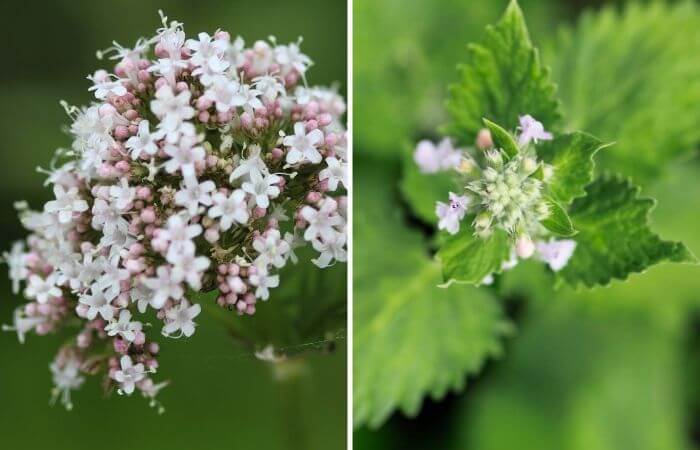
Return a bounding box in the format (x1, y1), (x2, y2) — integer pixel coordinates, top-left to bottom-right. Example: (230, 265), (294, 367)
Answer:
(354, 0), (697, 430)
(410, 1), (695, 289)
(1, 12), (347, 411)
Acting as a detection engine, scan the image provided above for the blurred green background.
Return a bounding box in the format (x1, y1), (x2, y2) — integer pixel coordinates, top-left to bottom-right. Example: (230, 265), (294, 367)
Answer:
(0, 1), (347, 450)
(354, 0), (700, 449)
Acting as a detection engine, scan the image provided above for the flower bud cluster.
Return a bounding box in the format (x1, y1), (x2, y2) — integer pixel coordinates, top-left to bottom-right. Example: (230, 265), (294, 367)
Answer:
(413, 115), (575, 275)
(2, 13), (347, 410)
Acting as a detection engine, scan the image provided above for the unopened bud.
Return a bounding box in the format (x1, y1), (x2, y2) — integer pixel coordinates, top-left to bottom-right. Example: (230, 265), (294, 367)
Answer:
(476, 128), (493, 150)
(515, 235), (535, 258)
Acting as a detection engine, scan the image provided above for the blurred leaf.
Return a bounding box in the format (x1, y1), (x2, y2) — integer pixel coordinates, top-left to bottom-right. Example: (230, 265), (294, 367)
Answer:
(451, 306), (689, 450)
(354, 158), (511, 428)
(559, 175), (696, 288)
(437, 228), (511, 286)
(445, 0), (561, 145)
(548, 1), (700, 185)
(538, 132), (611, 205)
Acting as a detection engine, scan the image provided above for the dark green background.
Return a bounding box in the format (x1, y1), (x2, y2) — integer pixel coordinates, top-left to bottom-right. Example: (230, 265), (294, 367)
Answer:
(0, 1), (347, 449)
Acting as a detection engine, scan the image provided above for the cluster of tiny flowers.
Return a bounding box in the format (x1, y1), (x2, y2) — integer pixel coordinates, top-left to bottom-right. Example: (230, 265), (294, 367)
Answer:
(1, 12), (347, 411)
(414, 115), (575, 281)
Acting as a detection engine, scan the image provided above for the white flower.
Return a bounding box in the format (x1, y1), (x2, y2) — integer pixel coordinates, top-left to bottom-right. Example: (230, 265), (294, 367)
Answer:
(253, 75), (286, 101)
(208, 189), (249, 231)
(248, 264), (279, 300)
(300, 198), (342, 242)
(283, 122), (324, 164)
(113, 355), (146, 395)
(249, 40), (274, 74)
(50, 356), (84, 410)
(142, 265), (184, 309)
(2, 308), (45, 344)
(4, 241), (28, 294)
(234, 84), (263, 111)
(253, 229), (291, 268)
(536, 239), (577, 271)
(126, 120), (159, 159)
(225, 36), (246, 68)
(159, 215), (202, 257)
(205, 76), (242, 113)
(25, 273), (61, 304)
(187, 32), (227, 61)
(150, 85), (194, 132)
(77, 253), (109, 288)
(193, 56), (230, 86)
(163, 299), (201, 338)
(517, 115), (553, 146)
(275, 42), (312, 75)
(167, 251), (210, 290)
(105, 309), (142, 342)
(319, 157), (347, 191)
(44, 185), (88, 224)
(130, 282), (154, 314)
(413, 139), (462, 174)
(99, 226), (136, 258)
(91, 198), (128, 235)
(174, 176), (216, 216)
(79, 288), (114, 321)
(436, 192), (470, 235)
(229, 148), (268, 182)
(163, 136), (205, 178)
(242, 171), (280, 209)
(96, 257), (129, 300)
(109, 178), (135, 211)
(311, 232), (347, 268)
(87, 70), (127, 100)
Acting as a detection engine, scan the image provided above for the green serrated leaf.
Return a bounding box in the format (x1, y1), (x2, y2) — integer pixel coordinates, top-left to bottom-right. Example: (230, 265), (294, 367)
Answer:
(437, 228), (511, 286)
(538, 132), (612, 205)
(483, 118), (519, 158)
(399, 150), (460, 225)
(540, 196), (576, 237)
(548, 1), (700, 185)
(559, 175), (697, 287)
(354, 158), (510, 428)
(445, 0), (561, 144)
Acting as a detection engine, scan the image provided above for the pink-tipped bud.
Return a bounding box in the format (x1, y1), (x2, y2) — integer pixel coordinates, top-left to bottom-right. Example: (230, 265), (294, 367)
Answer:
(476, 128), (493, 150)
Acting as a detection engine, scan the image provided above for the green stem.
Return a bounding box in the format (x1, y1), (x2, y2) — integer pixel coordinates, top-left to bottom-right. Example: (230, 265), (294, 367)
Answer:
(272, 358), (310, 450)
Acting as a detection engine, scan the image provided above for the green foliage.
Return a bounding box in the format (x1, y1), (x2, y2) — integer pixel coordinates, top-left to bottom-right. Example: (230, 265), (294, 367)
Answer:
(354, 158), (511, 428)
(451, 306), (689, 450)
(537, 132), (611, 205)
(445, 0), (561, 144)
(548, 1), (700, 185)
(483, 118), (519, 159)
(559, 175), (696, 287)
(437, 229), (511, 286)
(540, 196), (576, 237)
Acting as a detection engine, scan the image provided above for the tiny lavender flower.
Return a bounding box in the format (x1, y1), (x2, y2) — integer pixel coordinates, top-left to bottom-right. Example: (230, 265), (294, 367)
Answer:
(2, 12), (347, 411)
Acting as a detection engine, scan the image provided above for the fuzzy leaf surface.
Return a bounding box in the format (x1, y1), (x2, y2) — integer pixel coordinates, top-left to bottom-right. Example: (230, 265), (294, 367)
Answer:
(446, 0), (561, 144)
(354, 158), (510, 428)
(559, 175), (696, 287)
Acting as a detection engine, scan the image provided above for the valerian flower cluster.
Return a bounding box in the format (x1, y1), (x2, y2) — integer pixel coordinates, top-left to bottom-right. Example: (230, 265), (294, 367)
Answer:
(414, 115), (574, 283)
(2, 13), (347, 411)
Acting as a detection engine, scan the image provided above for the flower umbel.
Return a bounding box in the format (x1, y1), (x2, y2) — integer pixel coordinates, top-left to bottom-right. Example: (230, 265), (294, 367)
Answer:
(2, 12), (347, 411)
